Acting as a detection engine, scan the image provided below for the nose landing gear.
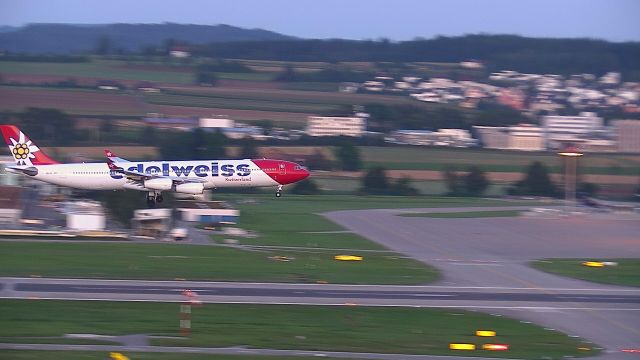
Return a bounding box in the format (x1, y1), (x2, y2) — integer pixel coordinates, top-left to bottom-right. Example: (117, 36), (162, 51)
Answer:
(276, 185), (283, 198)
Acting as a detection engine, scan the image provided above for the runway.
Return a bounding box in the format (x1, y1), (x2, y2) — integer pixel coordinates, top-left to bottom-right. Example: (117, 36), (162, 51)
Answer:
(2, 206), (639, 359)
(2, 277), (639, 309)
(323, 207), (640, 359)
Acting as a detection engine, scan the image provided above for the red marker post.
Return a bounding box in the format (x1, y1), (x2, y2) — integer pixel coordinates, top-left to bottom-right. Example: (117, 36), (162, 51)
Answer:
(180, 289), (202, 336)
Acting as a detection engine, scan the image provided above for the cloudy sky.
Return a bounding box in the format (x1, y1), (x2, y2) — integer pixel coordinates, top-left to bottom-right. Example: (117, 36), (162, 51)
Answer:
(1, 0), (639, 41)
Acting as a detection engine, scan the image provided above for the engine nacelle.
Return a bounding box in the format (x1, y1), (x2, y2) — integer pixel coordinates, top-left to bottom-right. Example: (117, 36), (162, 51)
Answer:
(122, 182), (147, 191)
(175, 182), (204, 194)
(143, 177), (173, 191)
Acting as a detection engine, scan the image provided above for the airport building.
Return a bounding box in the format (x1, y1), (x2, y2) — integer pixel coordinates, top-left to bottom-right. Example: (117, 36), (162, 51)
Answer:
(386, 129), (475, 147)
(306, 116), (366, 137)
(612, 119), (640, 153)
(542, 112), (603, 150)
(507, 124), (544, 151)
(0, 185), (22, 224)
(473, 126), (510, 149)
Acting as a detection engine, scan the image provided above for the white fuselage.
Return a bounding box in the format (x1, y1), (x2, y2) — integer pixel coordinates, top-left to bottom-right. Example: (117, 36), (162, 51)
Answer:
(28, 159), (279, 191)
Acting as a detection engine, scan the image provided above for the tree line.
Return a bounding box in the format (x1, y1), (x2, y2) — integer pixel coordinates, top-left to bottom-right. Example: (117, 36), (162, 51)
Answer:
(195, 35), (640, 80)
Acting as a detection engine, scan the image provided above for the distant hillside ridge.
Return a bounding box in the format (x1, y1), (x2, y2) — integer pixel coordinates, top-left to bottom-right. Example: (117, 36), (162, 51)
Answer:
(0, 23), (296, 53)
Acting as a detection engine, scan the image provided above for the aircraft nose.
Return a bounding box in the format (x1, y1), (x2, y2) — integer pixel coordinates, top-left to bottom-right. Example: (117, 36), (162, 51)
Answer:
(300, 166), (310, 180)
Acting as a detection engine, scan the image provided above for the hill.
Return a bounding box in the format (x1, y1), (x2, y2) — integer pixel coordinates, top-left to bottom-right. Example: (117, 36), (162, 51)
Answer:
(0, 23), (295, 54)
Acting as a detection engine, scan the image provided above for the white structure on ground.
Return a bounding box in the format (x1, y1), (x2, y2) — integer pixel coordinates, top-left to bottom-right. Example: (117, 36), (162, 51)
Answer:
(199, 116), (235, 129)
(612, 120), (640, 153)
(64, 201), (106, 231)
(542, 112), (603, 150)
(306, 116), (366, 137)
(508, 124), (544, 151)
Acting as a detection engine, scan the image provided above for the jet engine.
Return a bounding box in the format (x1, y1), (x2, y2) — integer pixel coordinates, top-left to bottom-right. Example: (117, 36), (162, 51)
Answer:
(143, 177), (173, 191)
(175, 182), (204, 194)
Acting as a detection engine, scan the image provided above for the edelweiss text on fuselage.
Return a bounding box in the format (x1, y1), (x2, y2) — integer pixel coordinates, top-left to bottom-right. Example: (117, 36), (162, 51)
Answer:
(109, 162), (252, 179)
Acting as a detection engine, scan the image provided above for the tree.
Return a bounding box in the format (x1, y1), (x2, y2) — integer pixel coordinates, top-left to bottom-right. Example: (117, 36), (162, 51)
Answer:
(17, 108), (76, 146)
(390, 176), (420, 196)
(306, 149), (332, 171)
(361, 167), (389, 195)
(95, 35), (112, 55)
(275, 64), (296, 82)
(195, 71), (218, 86)
(443, 167), (464, 196)
(239, 140), (259, 159)
(291, 178), (321, 195)
(464, 166), (490, 196)
(509, 161), (557, 197)
(334, 144), (361, 171)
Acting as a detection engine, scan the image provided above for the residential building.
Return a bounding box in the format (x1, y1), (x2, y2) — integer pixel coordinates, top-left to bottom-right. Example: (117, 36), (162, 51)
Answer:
(306, 116), (366, 137)
(612, 120), (640, 153)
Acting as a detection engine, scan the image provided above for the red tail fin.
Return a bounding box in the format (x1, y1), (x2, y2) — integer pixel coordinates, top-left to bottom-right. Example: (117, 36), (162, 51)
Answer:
(0, 125), (59, 166)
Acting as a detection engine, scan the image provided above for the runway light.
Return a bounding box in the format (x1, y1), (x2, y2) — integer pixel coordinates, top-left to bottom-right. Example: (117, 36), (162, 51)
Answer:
(334, 255), (363, 261)
(449, 343), (476, 350)
(110, 353), (130, 360)
(483, 344), (509, 351)
(476, 330), (496, 337)
(582, 261), (605, 267)
(578, 347), (592, 351)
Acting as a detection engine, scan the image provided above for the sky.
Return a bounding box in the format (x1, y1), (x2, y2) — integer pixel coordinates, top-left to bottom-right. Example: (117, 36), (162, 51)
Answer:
(1, 0), (639, 42)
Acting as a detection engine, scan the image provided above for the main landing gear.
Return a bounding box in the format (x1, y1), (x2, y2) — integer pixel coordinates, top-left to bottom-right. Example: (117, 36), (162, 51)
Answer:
(146, 192), (164, 207)
(275, 185), (283, 198)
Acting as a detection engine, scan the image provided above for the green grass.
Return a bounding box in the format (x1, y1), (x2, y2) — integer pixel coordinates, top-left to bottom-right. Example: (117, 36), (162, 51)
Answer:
(0, 300), (600, 359)
(281, 82), (340, 92)
(359, 147), (640, 175)
(0, 352), (346, 360)
(215, 72), (276, 81)
(0, 241), (435, 284)
(399, 210), (522, 218)
(143, 92), (341, 113)
(531, 259), (640, 287)
(0, 195), (534, 283)
(0, 60), (193, 84)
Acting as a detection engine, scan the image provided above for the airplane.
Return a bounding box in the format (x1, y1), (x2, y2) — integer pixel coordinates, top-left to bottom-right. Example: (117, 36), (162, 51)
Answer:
(1, 124), (310, 206)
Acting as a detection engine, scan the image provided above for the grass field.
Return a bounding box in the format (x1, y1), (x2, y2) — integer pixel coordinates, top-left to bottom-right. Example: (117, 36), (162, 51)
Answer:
(0, 352), (344, 360)
(0, 195), (533, 283)
(531, 259), (640, 287)
(0, 351), (344, 360)
(0, 60), (193, 84)
(143, 92), (342, 113)
(358, 146), (640, 175)
(399, 210), (522, 218)
(0, 300), (599, 359)
(0, 241), (435, 284)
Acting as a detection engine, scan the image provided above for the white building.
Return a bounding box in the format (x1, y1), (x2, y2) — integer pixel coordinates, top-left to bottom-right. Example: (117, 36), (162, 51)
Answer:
(306, 116), (366, 137)
(508, 124), (544, 151)
(199, 116), (235, 129)
(542, 112), (603, 150)
(64, 201), (106, 231)
(612, 120), (640, 153)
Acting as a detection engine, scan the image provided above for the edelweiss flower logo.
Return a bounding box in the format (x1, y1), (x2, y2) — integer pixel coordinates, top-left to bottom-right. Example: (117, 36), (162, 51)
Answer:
(9, 132), (40, 166)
